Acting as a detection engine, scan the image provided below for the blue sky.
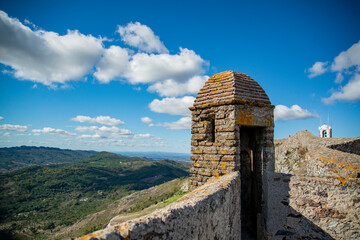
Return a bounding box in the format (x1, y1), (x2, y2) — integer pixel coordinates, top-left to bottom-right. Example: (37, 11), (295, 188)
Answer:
(0, 0), (359, 153)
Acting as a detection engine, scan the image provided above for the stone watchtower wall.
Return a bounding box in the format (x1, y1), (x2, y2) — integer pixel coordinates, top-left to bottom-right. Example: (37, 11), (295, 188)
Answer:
(189, 70), (275, 239)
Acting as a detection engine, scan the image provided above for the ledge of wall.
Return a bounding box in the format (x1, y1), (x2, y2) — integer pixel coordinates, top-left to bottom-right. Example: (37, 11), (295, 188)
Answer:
(78, 172), (241, 240)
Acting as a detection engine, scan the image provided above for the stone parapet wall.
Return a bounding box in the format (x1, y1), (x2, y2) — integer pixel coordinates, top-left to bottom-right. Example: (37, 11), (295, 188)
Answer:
(268, 173), (360, 240)
(78, 172), (241, 240)
(306, 149), (360, 184)
(329, 138), (360, 155)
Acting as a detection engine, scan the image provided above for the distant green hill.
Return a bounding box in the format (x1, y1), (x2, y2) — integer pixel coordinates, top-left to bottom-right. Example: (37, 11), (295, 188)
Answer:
(0, 151), (190, 239)
(0, 146), (97, 172)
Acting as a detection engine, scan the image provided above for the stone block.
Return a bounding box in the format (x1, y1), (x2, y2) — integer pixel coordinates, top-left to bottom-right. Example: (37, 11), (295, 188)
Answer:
(190, 154), (202, 161)
(216, 133), (238, 140)
(191, 140), (199, 146)
(203, 147), (218, 154)
(204, 154), (221, 161)
(215, 126), (237, 132)
(191, 134), (206, 141)
(223, 140), (238, 147)
(222, 155), (238, 161)
(218, 147), (239, 155)
(191, 147), (202, 154)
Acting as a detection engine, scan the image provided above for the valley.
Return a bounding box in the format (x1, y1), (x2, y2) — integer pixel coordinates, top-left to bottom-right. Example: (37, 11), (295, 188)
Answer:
(0, 151), (190, 239)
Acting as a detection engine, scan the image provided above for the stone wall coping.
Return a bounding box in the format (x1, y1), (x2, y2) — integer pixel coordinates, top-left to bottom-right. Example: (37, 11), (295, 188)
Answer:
(189, 98), (275, 111)
(272, 173), (360, 186)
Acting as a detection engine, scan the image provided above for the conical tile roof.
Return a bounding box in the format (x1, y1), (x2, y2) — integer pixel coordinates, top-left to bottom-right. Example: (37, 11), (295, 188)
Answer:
(193, 70), (271, 107)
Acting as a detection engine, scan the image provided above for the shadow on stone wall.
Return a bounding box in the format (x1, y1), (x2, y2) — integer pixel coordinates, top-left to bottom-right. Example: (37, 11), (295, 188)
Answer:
(268, 172), (334, 239)
(268, 172), (359, 240)
(329, 139), (360, 156)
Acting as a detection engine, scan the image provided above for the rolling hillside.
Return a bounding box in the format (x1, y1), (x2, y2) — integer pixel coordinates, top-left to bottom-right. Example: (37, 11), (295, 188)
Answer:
(0, 146), (96, 172)
(0, 152), (190, 239)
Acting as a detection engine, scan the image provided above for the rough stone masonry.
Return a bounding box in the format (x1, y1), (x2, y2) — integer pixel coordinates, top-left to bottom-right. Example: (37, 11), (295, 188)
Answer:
(189, 70), (275, 186)
(189, 70), (275, 239)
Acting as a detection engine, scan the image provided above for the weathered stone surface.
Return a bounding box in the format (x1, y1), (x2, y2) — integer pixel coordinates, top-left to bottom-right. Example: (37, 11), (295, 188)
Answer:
(268, 173), (360, 240)
(193, 71), (272, 107)
(189, 71), (274, 188)
(275, 130), (360, 182)
(78, 172), (241, 240)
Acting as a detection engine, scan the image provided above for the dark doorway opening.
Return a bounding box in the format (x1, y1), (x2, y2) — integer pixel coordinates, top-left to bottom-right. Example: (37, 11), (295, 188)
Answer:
(240, 126), (264, 240)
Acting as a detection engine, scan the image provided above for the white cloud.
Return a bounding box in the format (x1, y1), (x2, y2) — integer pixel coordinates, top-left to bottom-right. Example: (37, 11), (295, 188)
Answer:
(80, 138), (126, 146)
(24, 19), (37, 29)
(149, 96), (194, 116)
(0, 11), (104, 85)
(307, 61), (328, 78)
(274, 105), (318, 121)
(74, 126), (98, 132)
(124, 48), (207, 84)
(15, 133), (27, 136)
(147, 75), (208, 97)
(75, 126), (133, 138)
(32, 127), (76, 136)
(157, 117), (191, 130)
(0, 11), (209, 99)
(307, 40), (360, 104)
(94, 45), (130, 83)
(71, 115), (125, 126)
(0, 124), (28, 132)
(117, 22), (168, 54)
(331, 40), (360, 72)
(141, 117), (154, 127)
(0, 116), (3, 120)
(141, 117), (153, 124)
(334, 72), (344, 83)
(322, 73), (360, 104)
(98, 139), (125, 146)
(77, 134), (102, 139)
(134, 133), (154, 139)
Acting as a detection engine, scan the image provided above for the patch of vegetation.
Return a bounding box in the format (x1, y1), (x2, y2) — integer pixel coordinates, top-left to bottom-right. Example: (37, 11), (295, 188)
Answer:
(0, 146), (96, 172)
(0, 151), (190, 239)
(57, 177), (189, 240)
(126, 179), (186, 213)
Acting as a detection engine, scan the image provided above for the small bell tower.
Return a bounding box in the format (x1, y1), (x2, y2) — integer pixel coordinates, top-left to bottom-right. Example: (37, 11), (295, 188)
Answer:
(319, 124), (332, 138)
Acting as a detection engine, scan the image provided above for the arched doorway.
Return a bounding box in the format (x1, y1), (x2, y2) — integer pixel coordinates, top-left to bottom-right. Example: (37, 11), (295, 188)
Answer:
(322, 130), (327, 138)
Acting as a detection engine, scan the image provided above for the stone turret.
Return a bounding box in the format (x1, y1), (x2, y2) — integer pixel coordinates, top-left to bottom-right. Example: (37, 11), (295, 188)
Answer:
(189, 70), (274, 186)
(189, 70), (275, 239)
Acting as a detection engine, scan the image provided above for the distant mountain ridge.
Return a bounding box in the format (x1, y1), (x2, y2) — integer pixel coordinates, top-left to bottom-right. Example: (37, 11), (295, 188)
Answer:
(116, 151), (190, 163)
(0, 146), (96, 172)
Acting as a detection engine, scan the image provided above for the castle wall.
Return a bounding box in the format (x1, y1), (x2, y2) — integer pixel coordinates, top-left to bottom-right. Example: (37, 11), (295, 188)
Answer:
(78, 172), (241, 240)
(189, 102), (274, 187)
(268, 173), (360, 240)
(78, 171), (359, 240)
(306, 150), (360, 183)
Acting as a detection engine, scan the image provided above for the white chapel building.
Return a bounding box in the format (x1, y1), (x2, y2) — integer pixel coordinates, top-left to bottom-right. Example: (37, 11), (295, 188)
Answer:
(319, 124), (332, 138)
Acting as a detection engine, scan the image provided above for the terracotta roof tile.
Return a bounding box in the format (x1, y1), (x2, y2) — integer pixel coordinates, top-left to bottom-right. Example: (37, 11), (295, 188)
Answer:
(194, 70), (271, 106)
